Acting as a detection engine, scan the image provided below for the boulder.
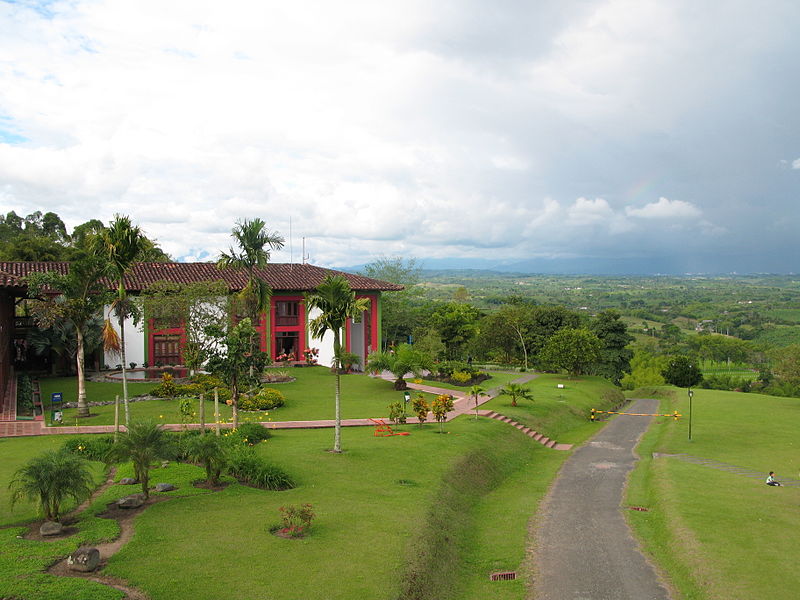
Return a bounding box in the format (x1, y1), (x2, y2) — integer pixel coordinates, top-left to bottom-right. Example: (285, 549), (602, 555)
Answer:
(154, 483), (176, 492)
(67, 547), (100, 572)
(119, 477), (137, 485)
(39, 521), (63, 536)
(117, 493), (146, 508)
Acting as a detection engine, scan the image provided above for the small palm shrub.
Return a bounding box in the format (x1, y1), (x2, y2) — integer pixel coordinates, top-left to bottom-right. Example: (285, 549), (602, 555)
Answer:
(105, 420), (172, 498)
(186, 435), (226, 485)
(9, 449), (95, 521)
(239, 387), (285, 411)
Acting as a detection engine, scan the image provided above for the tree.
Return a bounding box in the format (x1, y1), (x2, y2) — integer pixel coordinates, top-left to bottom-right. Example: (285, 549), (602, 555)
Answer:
(367, 343), (433, 391)
(105, 420), (172, 498)
(620, 349), (668, 390)
(9, 449), (95, 522)
(428, 302), (481, 359)
(94, 215), (150, 426)
(26, 251), (111, 417)
(769, 344), (800, 385)
(217, 218), (284, 324)
(431, 394), (454, 433)
(662, 355), (703, 389)
(305, 275), (371, 453)
(27, 316), (104, 375)
(591, 310), (634, 384)
(205, 318), (262, 429)
(527, 305), (582, 362)
(475, 303), (534, 367)
(498, 382), (534, 407)
(360, 256), (426, 347)
(469, 384), (487, 419)
(540, 328), (602, 376)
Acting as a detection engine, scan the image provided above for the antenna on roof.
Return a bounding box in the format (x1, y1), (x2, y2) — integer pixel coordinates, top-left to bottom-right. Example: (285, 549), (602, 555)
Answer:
(289, 216), (293, 266)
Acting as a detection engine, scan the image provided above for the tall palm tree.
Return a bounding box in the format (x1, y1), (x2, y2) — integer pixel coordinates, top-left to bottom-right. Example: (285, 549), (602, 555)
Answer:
(105, 420), (171, 498)
(94, 215), (149, 426)
(26, 251), (111, 417)
(499, 382), (534, 407)
(9, 449), (95, 521)
(218, 218), (285, 323)
(306, 275), (371, 453)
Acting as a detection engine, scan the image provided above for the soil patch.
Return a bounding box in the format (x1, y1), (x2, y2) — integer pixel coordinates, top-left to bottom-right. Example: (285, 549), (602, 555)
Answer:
(192, 479), (230, 491)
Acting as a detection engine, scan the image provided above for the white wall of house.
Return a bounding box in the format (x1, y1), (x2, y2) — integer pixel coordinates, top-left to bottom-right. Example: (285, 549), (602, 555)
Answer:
(307, 306), (338, 368)
(102, 305), (145, 368)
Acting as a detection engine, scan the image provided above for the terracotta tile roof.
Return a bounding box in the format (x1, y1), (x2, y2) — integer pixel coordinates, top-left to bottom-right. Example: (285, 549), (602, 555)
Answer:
(0, 261), (403, 293)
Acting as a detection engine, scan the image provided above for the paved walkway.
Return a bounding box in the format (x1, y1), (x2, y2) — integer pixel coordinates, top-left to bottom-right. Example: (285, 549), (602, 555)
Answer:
(534, 398), (671, 600)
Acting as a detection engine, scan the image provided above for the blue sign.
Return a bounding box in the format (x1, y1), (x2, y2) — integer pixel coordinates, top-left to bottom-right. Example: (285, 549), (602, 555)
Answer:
(51, 392), (63, 403)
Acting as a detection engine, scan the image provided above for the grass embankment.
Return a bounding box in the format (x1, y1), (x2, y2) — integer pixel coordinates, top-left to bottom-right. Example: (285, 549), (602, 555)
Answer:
(481, 374), (623, 443)
(626, 387), (800, 599)
(3, 374), (622, 600)
(40, 367), (433, 427)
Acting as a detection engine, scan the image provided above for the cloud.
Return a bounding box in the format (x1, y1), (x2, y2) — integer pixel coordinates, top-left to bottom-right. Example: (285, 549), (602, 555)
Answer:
(625, 197), (702, 220)
(0, 0), (798, 272)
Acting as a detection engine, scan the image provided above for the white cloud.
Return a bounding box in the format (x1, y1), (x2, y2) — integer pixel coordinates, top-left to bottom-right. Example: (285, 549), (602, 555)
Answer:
(625, 197), (702, 220)
(793, 158), (800, 169)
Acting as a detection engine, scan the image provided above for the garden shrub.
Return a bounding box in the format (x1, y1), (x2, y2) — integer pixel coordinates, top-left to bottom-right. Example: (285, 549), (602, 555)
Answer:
(239, 387), (285, 411)
(61, 435), (116, 461)
(277, 503), (315, 537)
(226, 445), (295, 490)
(262, 369), (293, 383)
(231, 422), (271, 445)
(174, 383), (205, 398)
(450, 370), (472, 384)
(412, 394), (429, 427)
(150, 373), (178, 398)
(15, 374), (34, 415)
(388, 401), (407, 425)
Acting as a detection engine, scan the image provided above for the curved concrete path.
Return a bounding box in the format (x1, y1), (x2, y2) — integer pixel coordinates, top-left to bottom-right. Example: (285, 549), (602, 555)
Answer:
(533, 398), (671, 600)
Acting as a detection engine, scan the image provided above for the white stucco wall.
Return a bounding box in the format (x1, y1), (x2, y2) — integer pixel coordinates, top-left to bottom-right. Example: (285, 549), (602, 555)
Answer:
(102, 304), (145, 368)
(307, 306), (338, 368)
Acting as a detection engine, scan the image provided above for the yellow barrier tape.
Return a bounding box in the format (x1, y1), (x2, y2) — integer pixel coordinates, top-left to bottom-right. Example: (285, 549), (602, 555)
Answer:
(591, 409), (682, 420)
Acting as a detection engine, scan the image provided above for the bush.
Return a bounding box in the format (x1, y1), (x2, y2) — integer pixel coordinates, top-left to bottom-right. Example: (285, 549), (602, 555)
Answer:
(61, 434), (115, 461)
(240, 387), (285, 411)
(231, 422), (271, 445)
(451, 370), (472, 384)
(388, 401), (407, 425)
(174, 383), (205, 398)
(262, 370), (293, 383)
(16, 374), (34, 415)
(226, 445), (295, 490)
(150, 373), (179, 398)
(277, 503), (315, 537)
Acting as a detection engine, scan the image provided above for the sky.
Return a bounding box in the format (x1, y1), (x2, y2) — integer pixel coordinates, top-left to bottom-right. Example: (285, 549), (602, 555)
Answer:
(1, 0), (798, 274)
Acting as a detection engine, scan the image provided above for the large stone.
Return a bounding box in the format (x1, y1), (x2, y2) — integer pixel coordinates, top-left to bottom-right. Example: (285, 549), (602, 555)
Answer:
(67, 547), (100, 572)
(39, 521), (63, 536)
(119, 477), (137, 485)
(117, 493), (146, 508)
(154, 483), (176, 492)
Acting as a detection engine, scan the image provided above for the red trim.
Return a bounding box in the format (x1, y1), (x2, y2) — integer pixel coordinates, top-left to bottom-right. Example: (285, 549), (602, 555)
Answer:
(148, 319), (187, 365)
(270, 295), (305, 360)
(357, 294), (379, 355)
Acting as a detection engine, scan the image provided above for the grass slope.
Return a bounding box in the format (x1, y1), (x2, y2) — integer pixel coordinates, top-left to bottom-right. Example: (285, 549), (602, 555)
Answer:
(626, 387), (800, 599)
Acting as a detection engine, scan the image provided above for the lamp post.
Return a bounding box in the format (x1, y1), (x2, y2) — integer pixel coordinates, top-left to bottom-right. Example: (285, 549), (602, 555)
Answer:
(688, 388), (694, 441)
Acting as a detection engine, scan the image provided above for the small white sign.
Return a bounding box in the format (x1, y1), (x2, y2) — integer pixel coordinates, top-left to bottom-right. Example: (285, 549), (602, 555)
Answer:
(557, 384), (565, 389)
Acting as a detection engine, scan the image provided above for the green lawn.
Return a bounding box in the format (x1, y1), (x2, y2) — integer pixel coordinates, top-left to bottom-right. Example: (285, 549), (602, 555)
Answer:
(481, 374), (622, 443)
(1, 374), (624, 599)
(626, 387), (800, 599)
(418, 370), (523, 392)
(39, 367), (435, 427)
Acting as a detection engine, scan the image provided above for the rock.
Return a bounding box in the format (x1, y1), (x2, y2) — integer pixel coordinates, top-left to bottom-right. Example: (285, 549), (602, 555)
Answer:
(117, 493), (146, 508)
(119, 477), (137, 485)
(67, 547), (100, 572)
(154, 483), (176, 492)
(39, 521), (63, 536)
(160, 460), (169, 468)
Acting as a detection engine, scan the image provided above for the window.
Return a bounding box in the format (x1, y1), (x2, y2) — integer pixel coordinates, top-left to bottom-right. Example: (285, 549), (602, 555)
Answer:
(275, 301), (299, 326)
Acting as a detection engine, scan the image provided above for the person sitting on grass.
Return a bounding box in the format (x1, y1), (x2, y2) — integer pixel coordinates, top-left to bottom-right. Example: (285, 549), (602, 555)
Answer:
(766, 471), (782, 486)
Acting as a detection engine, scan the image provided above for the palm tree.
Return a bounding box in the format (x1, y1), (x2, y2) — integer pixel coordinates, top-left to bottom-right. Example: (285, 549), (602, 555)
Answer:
(94, 215), (149, 426)
(366, 344), (432, 390)
(306, 275), (371, 453)
(186, 435), (226, 486)
(469, 384), (487, 419)
(498, 382), (534, 407)
(105, 420), (171, 498)
(218, 218), (284, 323)
(26, 251), (111, 417)
(9, 449), (95, 521)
